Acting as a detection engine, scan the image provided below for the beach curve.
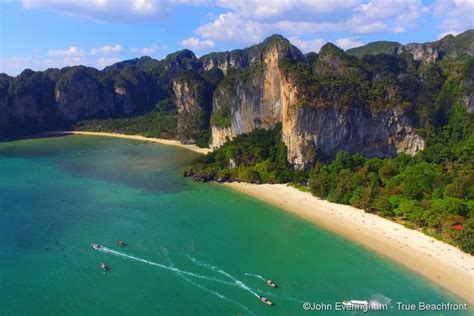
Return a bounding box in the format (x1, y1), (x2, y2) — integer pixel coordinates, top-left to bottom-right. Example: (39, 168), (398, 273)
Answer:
(36, 131), (473, 305)
(223, 182), (474, 305)
(58, 131), (212, 155)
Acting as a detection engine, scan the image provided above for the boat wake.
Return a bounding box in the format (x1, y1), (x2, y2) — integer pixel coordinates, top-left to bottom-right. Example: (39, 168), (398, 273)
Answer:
(95, 246), (233, 286)
(168, 259), (254, 315)
(186, 255), (307, 304)
(94, 245), (304, 308)
(186, 255), (260, 299)
(244, 273), (266, 281)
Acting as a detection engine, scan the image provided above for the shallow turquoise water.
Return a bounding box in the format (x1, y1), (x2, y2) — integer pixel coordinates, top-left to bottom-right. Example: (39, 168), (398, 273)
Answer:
(0, 135), (469, 315)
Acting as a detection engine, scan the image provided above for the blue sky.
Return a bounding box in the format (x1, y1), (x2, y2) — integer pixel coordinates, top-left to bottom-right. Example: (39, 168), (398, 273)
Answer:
(1, 0), (473, 75)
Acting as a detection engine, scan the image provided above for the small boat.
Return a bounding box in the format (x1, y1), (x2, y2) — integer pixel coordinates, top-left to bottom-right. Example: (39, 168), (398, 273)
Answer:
(117, 240), (127, 247)
(100, 263), (109, 271)
(258, 295), (273, 306)
(342, 300), (385, 309)
(91, 243), (103, 250)
(266, 279), (277, 288)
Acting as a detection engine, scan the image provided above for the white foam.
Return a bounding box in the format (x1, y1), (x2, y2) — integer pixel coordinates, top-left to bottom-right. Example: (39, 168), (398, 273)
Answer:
(186, 255), (260, 298)
(97, 246), (233, 286)
(244, 273), (266, 281)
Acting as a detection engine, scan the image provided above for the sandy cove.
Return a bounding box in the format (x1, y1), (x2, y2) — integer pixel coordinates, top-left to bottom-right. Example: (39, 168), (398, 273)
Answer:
(57, 131), (212, 155)
(223, 182), (474, 305)
(39, 131), (473, 304)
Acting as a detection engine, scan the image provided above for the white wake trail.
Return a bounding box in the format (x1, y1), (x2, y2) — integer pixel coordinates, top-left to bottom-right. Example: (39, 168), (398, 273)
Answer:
(97, 247), (233, 286)
(167, 259), (254, 315)
(187, 255), (307, 304)
(186, 255), (260, 298)
(244, 273), (266, 281)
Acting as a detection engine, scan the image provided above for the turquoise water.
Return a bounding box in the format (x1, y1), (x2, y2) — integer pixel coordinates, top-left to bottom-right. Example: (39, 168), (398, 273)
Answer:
(0, 135), (469, 315)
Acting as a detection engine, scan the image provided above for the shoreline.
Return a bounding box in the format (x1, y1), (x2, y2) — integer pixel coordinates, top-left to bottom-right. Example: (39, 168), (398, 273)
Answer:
(223, 182), (474, 305)
(13, 131), (473, 304)
(40, 131), (213, 155)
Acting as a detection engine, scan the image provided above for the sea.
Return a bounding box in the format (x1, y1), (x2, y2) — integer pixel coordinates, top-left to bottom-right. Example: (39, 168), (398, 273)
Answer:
(0, 135), (469, 315)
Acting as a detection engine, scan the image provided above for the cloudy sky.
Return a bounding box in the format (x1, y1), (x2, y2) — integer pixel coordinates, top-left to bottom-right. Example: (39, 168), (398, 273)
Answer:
(1, 0), (473, 75)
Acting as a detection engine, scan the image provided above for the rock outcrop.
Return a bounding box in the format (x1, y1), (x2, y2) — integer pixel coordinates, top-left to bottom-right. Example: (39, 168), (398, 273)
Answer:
(173, 72), (211, 144)
(210, 36), (427, 168)
(1, 30), (473, 167)
(55, 67), (108, 122)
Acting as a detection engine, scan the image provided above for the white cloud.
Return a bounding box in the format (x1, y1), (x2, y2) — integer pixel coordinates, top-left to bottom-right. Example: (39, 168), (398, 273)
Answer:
(170, 0), (212, 5)
(0, 56), (32, 75)
(181, 37), (215, 50)
(47, 46), (85, 57)
(0, 54), (86, 75)
(141, 45), (161, 55)
(215, 0), (359, 19)
(288, 37), (325, 53)
(438, 30), (461, 39)
(349, 0), (428, 34)
(90, 44), (122, 55)
(193, 0), (430, 45)
(130, 44), (165, 56)
(96, 57), (121, 68)
(20, 0), (214, 23)
(21, 0), (166, 22)
(196, 12), (267, 44)
(433, 0), (474, 36)
(335, 37), (364, 50)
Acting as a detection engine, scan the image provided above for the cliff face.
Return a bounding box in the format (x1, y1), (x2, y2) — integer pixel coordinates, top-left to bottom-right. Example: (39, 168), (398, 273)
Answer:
(1, 31), (473, 167)
(172, 73), (211, 144)
(210, 37), (426, 168)
(201, 51), (248, 74)
(55, 68), (108, 122)
(283, 106), (424, 167)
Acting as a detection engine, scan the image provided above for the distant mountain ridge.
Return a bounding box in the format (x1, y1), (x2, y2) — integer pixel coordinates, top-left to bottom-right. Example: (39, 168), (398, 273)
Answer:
(347, 30), (474, 61)
(1, 30), (473, 168)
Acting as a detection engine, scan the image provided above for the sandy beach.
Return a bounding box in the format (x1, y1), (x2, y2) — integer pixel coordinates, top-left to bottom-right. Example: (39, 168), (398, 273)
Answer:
(223, 182), (474, 305)
(38, 131), (473, 304)
(57, 131), (212, 155)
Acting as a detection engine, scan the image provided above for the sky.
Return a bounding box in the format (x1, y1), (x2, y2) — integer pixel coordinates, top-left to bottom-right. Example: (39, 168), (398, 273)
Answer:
(0, 0), (473, 76)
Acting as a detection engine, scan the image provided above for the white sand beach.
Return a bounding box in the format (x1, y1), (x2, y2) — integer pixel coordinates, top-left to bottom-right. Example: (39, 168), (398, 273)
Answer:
(59, 131), (212, 155)
(223, 182), (474, 305)
(42, 131), (473, 304)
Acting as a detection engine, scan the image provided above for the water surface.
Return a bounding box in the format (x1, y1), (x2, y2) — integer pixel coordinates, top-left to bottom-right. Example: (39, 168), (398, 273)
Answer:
(0, 135), (468, 315)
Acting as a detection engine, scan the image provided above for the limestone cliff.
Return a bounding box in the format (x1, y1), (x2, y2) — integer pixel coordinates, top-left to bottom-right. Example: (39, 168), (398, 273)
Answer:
(201, 51), (248, 74)
(172, 72), (211, 144)
(210, 36), (426, 168)
(1, 31), (473, 167)
(55, 67), (109, 122)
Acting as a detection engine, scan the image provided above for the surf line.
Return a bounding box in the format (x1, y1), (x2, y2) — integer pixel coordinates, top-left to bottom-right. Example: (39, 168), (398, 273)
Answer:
(96, 246), (234, 286)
